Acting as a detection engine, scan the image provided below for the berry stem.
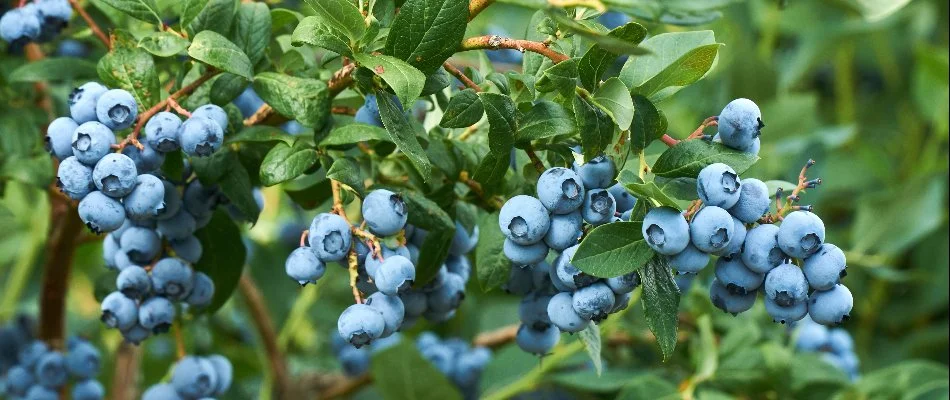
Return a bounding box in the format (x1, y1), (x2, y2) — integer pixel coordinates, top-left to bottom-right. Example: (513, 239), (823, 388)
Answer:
(347, 250), (363, 304)
(683, 200), (703, 221)
(299, 230), (309, 248)
(687, 116), (719, 139)
(660, 134), (679, 147)
(331, 106), (358, 116)
(468, 0), (495, 20)
(758, 159), (818, 223)
(165, 97), (191, 118)
(238, 273), (295, 398)
(524, 144), (547, 173)
(242, 104), (274, 126)
(459, 36), (570, 64)
(443, 61), (481, 92)
(68, 0), (112, 50)
(172, 320), (186, 360)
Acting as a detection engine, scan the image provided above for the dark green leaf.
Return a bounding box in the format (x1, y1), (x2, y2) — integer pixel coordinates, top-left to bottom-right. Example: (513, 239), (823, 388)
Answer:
(353, 53), (426, 107)
(138, 31), (191, 58)
(593, 77), (635, 131)
(629, 95), (668, 155)
(253, 72), (330, 129)
(515, 101), (575, 143)
(572, 222), (654, 278)
(210, 73), (249, 106)
(472, 151), (509, 190)
(377, 92), (431, 178)
(186, 0), (235, 36)
(535, 59), (578, 96)
(97, 31), (161, 111)
(326, 158), (363, 196)
(181, 0), (211, 27)
(218, 159), (260, 223)
(547, 12), (649, 55)
(188, 31), (253, 80)
(651, 140), (759, 179)
(291, 16), (352, 56)
(640, 254), (680, 361)
(385, 188), (455, 285)
(370, 339), (463, 400)
(285, 177), (332, 209)
(439, 89), (484, 129)
(578, 22), (647, 90)
(320, 124), (391, 146)
(574, 94), (614, 161)
(475, 212), (510, 292)
(8, 58), (98, 83)
(384, 0), (469, 74)
(233, 3), (272, 65)
(228, 126), (295, 145)
(478, 92), (516, 155)
(98, 0), (161, 24)
(194, 211), (247, 315)
(259, 141), (320, 186)
(421, 69), (451, 96)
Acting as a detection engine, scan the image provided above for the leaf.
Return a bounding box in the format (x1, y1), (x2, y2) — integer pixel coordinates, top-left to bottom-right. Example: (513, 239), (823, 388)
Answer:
(852, 177), (946, 255)
(353, 53), (426, 107)
(291, 16), (352, 56)
(651, 140), (759, 179)
(478, 93), (517, 155)
(385, 188), (455, 285)
(188, 31), (253, 80)
(326, 158), (363, 196)
(843, 0), (913, 21)
(629, 95), (668, 155)
(97, 0), (161, 24)
(616, 374), (679, 400)
(514, 101), (576, 143)
(97, 31), (161, 111)
(194, 211), (247, 315)
(259, 141), (320, 186)
(593, 78), (634, 131)
(421, 69), (451, 96)
(138, 32), (191, 57)
(8, 58), (98, 83)
(209, 73), (249, 106)
(574, 94), (614, 161)
(370, 339), (463, 400)
(233, 3), (272, 65)
(218, 160), (260, 223)
(578, 323), (603, 376)
(547, 11), (649, 56)
(252, 72), (330, 128)
(640, 254), (680, 361)
(475, 212), (510, 292)
(439, 89), (484, 129)
(689, 315), (718, 386)
(472, 152), (508, 190)
(617, 174), (680, 209)
(578, 22), (648, 90)
(619, 31), (722, 101)
(186, 0), (235, 36)
(181, 0), (210, 27)
(535, 59), (578, 96)
(320, 124), (390, 146)
(384, 0), (469, 74)
(303, 0), (366, 45)
(376, 92), (431, 178)
(572, 222), (654, 278)
(227, 126), (294, 145)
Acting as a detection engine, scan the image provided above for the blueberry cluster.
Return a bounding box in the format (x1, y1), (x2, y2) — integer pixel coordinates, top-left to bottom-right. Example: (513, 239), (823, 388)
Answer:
(141, 354), (233, 400)
(0, 0), (71, 50)
(416, 332), (492, 399)
(330, 333), (402, 377)
(498, 158), (639, 355)
(794, 317), (860, 380)
(0, 319), (105, 400)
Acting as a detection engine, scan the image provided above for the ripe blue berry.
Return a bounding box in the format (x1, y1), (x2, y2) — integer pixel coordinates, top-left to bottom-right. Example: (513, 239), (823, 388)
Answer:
(96, 89), (138, 130)
(171, 356), (218, 399)
(572, 282), (616, 321)
(183, 180), (219, 218)
(155, 180), (181, 220)
(338, 346), (370, 376)
(697, 163), (741, 209)
(499, 195), (551, 245)
(582, 189), (616, 226)
(205, 354), (232, 396)
(728, 178), (770, 223)
(157, 210), (196, 240)
(92, 153), (138, 197)
(234, 87), (264, 118)
(285, 247), (326, 286)
(803, 243), (847, 291)
(445, 254), (471, 283)
(144, 112), (183, 152)
(4, 365), (33, 395)
(519, 293), (552, 329)
(546, 292), (589, 333)
(100, 291), (138, 330)
(191, 104), (229, 132)
(119, 226), (161, 264)
(141, 384), (180, 400)
(180, 117), (224, 157)
(599, 11), (630, 29)
(69, 82), (109, 124)
(78, 191), (126, 234)
(503, 238), (549, 266)
(338, 304), (386, 348)
(572, 154), (615, 189)
(18, 341), (49, 369)
(308, 213), (353, 262)
(374, 255), (416, 296)
(777, 211), (825, 259)
(365, 245), (410, 278)
(150, 258), (194, 301)
(741, 224), (786, 274)
(354, 94), (384, 126)
(608, 183), (637, 213)
(138, 296), (175, 334)
(362, 189), (408, 236)
(536, 167), (586, 214)
(122, 142), (165, 174)
(715, 256), (764, 295)
(808, 284), (853, 325)
(170, 235), (203, 264)
(123, 174), (165, 219)
(605, 271), (640, 295)
(71, 121), (116, 165)
(46, 117), (79, 160)
(56, 156), (94, 200)
(116, 266), (151, 300)
(709, 278), (756, 315)
(717, 98), (763, 151)
(611, 291), (633, 313)
(504, 265), (535, 296)
(365, 292), (405, 337)
(668, 243), (710, 274)
(35, 0), (73, 24)
(765, 295), (808, 324)
(400, 291), (428, 318)
(552, 245), (597, 290)
(765, 261), (809, 306)
(794, 317), (830, 351)
(689, 206), (735, 253)
(712, 216), (747, 258)
(71, 379), (105, 400)
(0, 5), (41, 45)
(25, 385), (59, 400)
(515, 323), (560, 355)
(34, 351), (67, 387)
(185, 272), (215, 308)
(642, 207), (690, 255)
(449, 221), (479, 256)
(426, 272), (465, 313)
(827, 328), (854, 354)
(65, 341), (101, 379)
(543, 210), (582, 251)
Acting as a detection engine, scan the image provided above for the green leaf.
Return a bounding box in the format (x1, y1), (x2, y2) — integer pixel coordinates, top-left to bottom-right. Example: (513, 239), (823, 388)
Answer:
(97, 31), (161, 111)
(478, 93), (517, 155)
(259, 141), (320, 186)
(629, 95), (668, 155)
(578, 323), (603, 376)
(377, 92), (431, 178)
(842, 0), (913, 21)
(472, 151), (508, 190)
(421, 69), (451, 96)
(574, 95), (614, 161)
(578, 22), (648, 91)
(572, 222), (654, 278)
(547, 11), (649, 56)
(227, 126), (294, 145)
(353, 53), (426, 107)
(619, 31), (722, 101)
(475, 212), (510, 292)
(515, 101), (576, 143)
(194, 211), (247, 315)
(651, 140), (759, 179)
(252, 72), (330, 128)
(640, 254), (680, 361)
(8, 58), (98, 83)
(303, 0), (366, 45)
(617, 172), (680, 209)
(209, 73), (249, 106)
(593, 78), (634, 131)
(233, 3), (272, 65)
(97, 0), (161, 24)
(852, 177), (946, 255)
(320, 124), (390, 146)
(789, 353), (850, 391)
(385, 188), (455, 285)
(326, 158), (363, 196)
(616, 374), (679, 400)
(439, 89), (484, 128)
(186, 0), (235, 36)
(535, 59), (579, 96)
(138, 32), (191, 58)
(188, 31), (253, 80)
(218, 160), (260, 223)
(689, 315), (718, 387)
(370, 339), (463, 400)
(181, 0), (210, 27)
(384, 0), (469, 74)
(291, 16), (352, 56)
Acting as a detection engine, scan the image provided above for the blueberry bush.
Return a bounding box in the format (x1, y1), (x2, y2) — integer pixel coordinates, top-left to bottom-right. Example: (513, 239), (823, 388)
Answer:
(0, 0), (947, 399)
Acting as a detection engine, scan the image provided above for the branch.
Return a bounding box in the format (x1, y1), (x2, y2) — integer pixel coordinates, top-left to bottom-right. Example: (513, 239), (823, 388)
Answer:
(239, 273), (294, 399)
(523, 144), (547, 173)
(660, 134), (679, 147)
(473, 324), (518, 349)
(469, 0), (495, 20)
(320, 374), (372, 399)
(328, 64), (357, 97)
(242, 104), (274, 126)
(459, 36), (570, 64)
(110, 342), (141, 400)
(68, 0), (111, 49)
(38, 188), (83, 350)
(442, 62), (481, 92)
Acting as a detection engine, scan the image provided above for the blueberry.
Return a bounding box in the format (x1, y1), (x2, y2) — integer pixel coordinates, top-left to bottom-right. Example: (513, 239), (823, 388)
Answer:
(794, 317), (830, 352)
(206, 354), (233, 395)
(445, 255), (471, 284)
(150, 258), (194, 301)
(46, 117), (79, 160)
(362, 189), (408, 236)
(668, 243), (710, 274)
(71, 121), (116, 165)
(519, 293), (553, 330)
(157, 209), (197, 240)
(741, 224), (786, 274)
(543, 210), (582, 251)
(808, 284), (852, 325)
(765, 295), (808, 324)
(421, 307), (456, 323)
(141, 384), (181, 400)
(113, 251), (137, 270)
(338, 303), (386, 347)
(183, 180), (219, 218)
(764, 261), (809, 306)
(715, 256), (764, 295)
(542, 292), (586, 333)
(155, 180), (181, 221)
(308, 213), (353, 262)
(499, 195), (550, 245)
(18, 341), (49, 369)
(78, 191), (126, 234)
(138, 296), (175, 334)
(504, 265), (535, 295)
(234, 87), (265, 118)
(185, 272), (215, 307)
(120, 324), (151, 345)
(92, 153), (138, 197)
(69, 82), (109, 124)
(599, 11), (630, 29)
(717, 98), (763, 151)
(572, 155), (615, 189)
(191, 104), (229, 132)
(338, 346), (370, 376)
(697, 163), (741, 209)
(121, 142), (166, 174)
(827, 328), (854, 354)
(503, 238), (549, 266)
(116, 266), (151, 300)
(25, 385), (59, 400)
(605, 271), (640, 295)
(728, 178), (770, 223)
(399, 290), (428, 317)
(642, 206), (690, 255)
(71, 379), (105, 400)
(365, 245), (410, 278)
(119, 226), (161, 264)
(285, 246), (326, 286)
(611, 291), (633, 313)
(536, 167), (586, 214)
(34, 350), (67, 387)
(56, 156), (95, 200)
(608, 183), (637, 213)
(689, 206), (734, 253)
(171, 235), (203, 264)
(453, 347), (491, 387)
(100, 292), (139, 330)
(123, 174), (165, 220)
(365, 292), (405, 337)
(103, 234), (119, 269)
(35, 0), (72, 25)
(426, 272), (465, 313)
(803, 243), (847, 291)
(179, 116), (224, 157)
(516, 323), (560, 355)
(65, 340), (101, 379)
(96, 89), (138, 130)
(448, 221), (479, 256)
(4, 365), (33, 395)
(552, 245), (597, 290)
(374, 255), (416, 295)
(0, 5), (41, 45)
(572, 282), (615, 321)
(144, 112), (183, 152)
(171, 356), (219, 399)
(420, 343), (455, 376)
(709, 278), (756, 315)
(713, 216), (747, 257)
(777, 211), (825, 259)
(582, 189), (616, 226)
(354, 94), (383, 127)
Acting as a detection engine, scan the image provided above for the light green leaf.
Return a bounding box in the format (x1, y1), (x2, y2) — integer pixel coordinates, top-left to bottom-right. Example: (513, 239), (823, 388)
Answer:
(186, 0), (235, 36)
(629, 95), (667, 154)
(138, 31), (191, 57)
(578, 22), (648, 90)
(548, 11), (649, 56)
(326, 158), (363, 196)
(515, 101), (576, 142)
(291, 16), (352, 56)
(370, 339), (463, 400)
(227, 126), (294, 145)
(233, 3), (272, 65)
(579, 323), (603, 376)
(572, 222), (655, 278)
(475, 212), (510, 292)
(353, 53), (426, 107)
(535, 59), (578, 96)
(384, 0), (469, 74)
(619, 31), (722, 101)
(98, 0), (161, 24)
(181, 0), (210, 27)
(320, 124), (391, 146)
(188, 31), (254, 80)
(259, 141), (320, 186)
(253, 72), (330, 129)
(593, 77), (634, 131)
(304, 0), (366, 44)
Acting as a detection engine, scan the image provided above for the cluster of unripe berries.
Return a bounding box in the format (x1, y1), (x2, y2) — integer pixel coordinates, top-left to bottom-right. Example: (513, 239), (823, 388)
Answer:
(141, 354), (233, 400)
(0, 0), (71, 49)
(0, 318), (104, 400)
(499, 156), (639, 355)
(794, 317), (860, 380)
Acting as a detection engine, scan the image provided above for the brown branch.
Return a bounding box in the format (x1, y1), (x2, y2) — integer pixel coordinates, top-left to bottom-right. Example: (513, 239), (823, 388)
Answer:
(443, 62), (481, 92)
(320, 374), (372, 399)
(110, 342), (141, 400)
(239, 273), (295, 399)
(328, 64), (357, 97)
(473, 324), (518, 349)
(458, 171), (484, 198)
(469, 0), (495, 20)
(332, 106), (358, 116)
(660, 134), (679, 147)
(242, 104), (274, 126)
(524, 144), (546, 173)
(38, 188), (83, 350)
(165, 97), (191, 118)
(459, 36), (570, 64)
(68, 0), (111, 49)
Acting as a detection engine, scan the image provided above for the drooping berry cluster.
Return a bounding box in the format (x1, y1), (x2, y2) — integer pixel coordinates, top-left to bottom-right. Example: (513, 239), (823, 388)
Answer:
(330, 333), (402, 377)
(141, 354), (233, 400)
(794, 317), (860, 381)
(415, 332), (492, 399)
(0, 0), (71, 50)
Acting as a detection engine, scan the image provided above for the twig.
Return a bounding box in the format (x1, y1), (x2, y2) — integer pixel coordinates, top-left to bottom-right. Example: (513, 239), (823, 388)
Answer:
(458, 171), (484, 198)
(683, 200), (703, 221)
(320, 374), (372, 399)
(328, 64), (357, 97)
(660, 134), (679, 147)
(687, 116), (718, 139)
(332, 106), (357, 116)
(468, 0), (495, 20)
(459, 36), (570, 64)
(68, 0), (111, 49)
(524, 144), (546, 173)
(239, 273), (294, 399)
(172, 320), (186, 359)
(242, 104), (274, 126)
(473, 324), (518, 349)
(110, 342), (141, 400)
(165, 97), (191, 117)
(347, 250), (363, 304)
(442, 62), (481, 92)
(38, 188), (82, 350)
